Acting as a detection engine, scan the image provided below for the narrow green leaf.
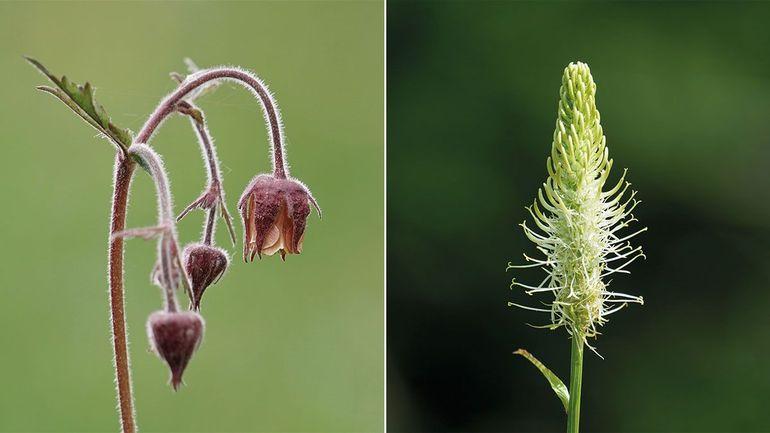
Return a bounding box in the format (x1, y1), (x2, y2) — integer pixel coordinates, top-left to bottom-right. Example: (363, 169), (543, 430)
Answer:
(25, 56), (132, 153)
(514, 348), (570, 413)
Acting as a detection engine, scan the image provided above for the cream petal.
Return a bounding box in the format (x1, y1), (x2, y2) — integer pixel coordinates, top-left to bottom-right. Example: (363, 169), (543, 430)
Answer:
(261, 224), (283, 256)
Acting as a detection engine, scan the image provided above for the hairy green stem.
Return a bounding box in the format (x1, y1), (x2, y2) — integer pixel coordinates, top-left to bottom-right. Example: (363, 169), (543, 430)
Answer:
(567, 335), (584, 433)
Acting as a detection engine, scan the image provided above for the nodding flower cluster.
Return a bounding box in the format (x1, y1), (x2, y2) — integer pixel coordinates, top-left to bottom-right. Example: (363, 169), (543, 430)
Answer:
(30, 57), (321, 413)
(508, 62), (645, 352)
(126, 65), (321, 391)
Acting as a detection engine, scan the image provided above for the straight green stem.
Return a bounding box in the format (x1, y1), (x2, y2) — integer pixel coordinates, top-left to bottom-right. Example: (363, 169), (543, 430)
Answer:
(567, 334), (584, 433)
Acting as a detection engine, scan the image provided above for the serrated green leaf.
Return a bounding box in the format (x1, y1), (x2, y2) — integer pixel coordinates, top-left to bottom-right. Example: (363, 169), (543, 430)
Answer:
(25, 56), (131, 153)
(514, 349), (570, 413)
(36, 86), (110, 140)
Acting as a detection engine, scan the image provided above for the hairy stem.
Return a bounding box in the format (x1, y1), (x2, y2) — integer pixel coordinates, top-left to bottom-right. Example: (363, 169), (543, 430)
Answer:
(109, 155), (137, 433)
(203, 207), (216, 245)
(191, 113), (220, 245)
(567, 335), (584, 433)
(176, 101), (235, 244)
(103, 66), (286, 432)
(136, 68), (288, 178)
(187, 105), (222, 191)
(130, 144), (183, 312)
(175, 101), (223, 190)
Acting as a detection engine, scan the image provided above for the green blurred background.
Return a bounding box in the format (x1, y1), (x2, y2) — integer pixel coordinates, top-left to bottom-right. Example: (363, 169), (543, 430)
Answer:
(388, 2), (770, 432)
(0, 1), (382, 432)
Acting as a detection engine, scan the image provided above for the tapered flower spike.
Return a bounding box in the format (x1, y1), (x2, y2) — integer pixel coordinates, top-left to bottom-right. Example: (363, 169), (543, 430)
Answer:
(509, 62), (646, 349)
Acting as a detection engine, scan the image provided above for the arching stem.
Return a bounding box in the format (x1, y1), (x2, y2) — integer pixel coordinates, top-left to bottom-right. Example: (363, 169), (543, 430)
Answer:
(130, 143), (188, 311)
(175, 101), (236, 245)
(136, 68), (288, 179)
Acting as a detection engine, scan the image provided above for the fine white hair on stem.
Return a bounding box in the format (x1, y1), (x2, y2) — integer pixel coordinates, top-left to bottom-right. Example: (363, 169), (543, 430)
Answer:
(174, 100), (238, 245)
(127, 144), (192, 311)
(135, 66), (290, 179)
(177, 113), (218, 198)
(130, 144), (174, 226)
(110, 325), (136, 431)
(106, 154), (137, 432)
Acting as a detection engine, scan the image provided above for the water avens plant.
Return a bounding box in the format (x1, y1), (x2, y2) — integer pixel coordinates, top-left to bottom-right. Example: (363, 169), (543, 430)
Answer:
(27, 57), (320, 432)
(508, 62), (645, 433)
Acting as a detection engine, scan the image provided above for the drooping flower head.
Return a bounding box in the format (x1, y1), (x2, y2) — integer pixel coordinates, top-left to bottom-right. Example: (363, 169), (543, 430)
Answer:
(182, 243), (229, 310)
(238, 174), (320, 261)
(147, 310), (205, 391)
(509, 62), (646, 345)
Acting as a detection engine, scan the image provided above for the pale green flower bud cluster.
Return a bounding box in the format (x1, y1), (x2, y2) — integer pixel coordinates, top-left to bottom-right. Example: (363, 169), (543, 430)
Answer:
(509, 62), (646, 346)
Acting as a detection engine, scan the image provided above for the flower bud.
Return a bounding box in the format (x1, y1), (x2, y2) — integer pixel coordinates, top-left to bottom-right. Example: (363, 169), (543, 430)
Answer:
(237, 174), (320, 261)
(147, 310), (204, 391)
(182, 243), (229, 310)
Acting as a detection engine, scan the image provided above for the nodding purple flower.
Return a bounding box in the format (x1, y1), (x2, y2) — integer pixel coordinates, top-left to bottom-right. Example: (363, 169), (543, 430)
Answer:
(147, 311), (204, 391)
(238, 174), (320, 261)
(182, 243), (229, 310)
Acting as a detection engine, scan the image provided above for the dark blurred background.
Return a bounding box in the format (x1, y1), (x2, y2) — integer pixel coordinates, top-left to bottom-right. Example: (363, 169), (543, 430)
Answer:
(387, 2), (770, 432)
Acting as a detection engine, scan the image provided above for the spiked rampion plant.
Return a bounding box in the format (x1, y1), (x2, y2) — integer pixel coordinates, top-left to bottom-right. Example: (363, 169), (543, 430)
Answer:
(508, 62), (645, 433)
(27, 58), (320, 433)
